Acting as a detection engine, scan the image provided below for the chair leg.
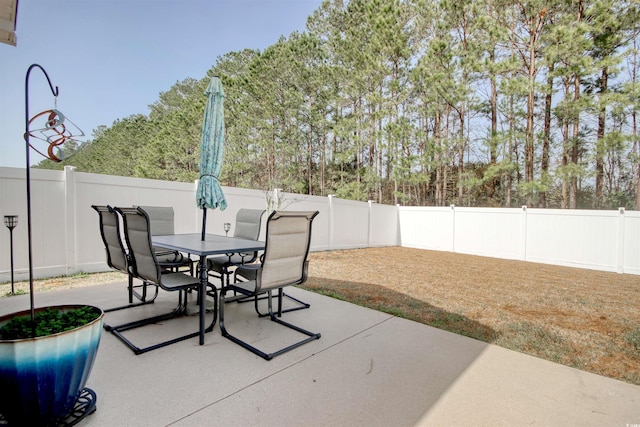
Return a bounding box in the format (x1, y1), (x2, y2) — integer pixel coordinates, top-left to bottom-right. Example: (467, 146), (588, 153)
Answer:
(130, 276), (160, 304)
(106, 287), (217, 355)
(219, 289), (320, 361)
(233, 274), (310, 317)
(128, 273), (134, 303)
(104, 274), (159, 313)
(249, 288), (310, 318)
(105, 290), (188, 333)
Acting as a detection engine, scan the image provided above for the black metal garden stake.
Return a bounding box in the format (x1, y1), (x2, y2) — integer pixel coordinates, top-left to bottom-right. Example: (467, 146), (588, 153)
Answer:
(4, 215), (18, 294)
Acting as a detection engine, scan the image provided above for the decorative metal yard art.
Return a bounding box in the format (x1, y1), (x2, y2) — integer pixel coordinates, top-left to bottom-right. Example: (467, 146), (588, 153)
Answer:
(21, 64), (86, 325)
(26, 108), (84, 162)
(23, 64), (61, 328)
(0, 64), (102, 426)
(196, 75), (227, 241)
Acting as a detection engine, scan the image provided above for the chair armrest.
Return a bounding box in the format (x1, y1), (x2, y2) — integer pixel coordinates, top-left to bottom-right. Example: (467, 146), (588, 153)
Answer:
(154, 249), (177, 257)
(300, 260), (309, 284)
(234, 263), (261, 282)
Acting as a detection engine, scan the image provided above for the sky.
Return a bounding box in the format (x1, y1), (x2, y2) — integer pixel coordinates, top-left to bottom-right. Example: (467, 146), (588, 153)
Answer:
(0, 0), (324, 168)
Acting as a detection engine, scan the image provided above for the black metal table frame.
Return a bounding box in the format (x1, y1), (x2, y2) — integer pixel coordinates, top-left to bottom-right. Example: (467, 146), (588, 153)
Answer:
(151, 233), (265, 345)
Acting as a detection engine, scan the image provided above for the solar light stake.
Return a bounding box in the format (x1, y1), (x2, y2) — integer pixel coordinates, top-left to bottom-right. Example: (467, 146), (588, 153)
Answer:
(4, 215), (18, 294)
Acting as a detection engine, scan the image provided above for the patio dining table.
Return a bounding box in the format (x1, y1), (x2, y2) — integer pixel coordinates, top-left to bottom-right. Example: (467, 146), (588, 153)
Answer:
(152, 233), (265, 345)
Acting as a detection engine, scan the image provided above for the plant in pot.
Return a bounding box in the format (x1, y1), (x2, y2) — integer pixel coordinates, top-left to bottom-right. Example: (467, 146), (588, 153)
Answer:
(0, 64), (104, 426)
(0, 305), (104, 425)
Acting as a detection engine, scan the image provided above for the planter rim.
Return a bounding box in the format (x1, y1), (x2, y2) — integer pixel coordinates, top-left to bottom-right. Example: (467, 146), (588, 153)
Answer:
(0, 304), (104, 343)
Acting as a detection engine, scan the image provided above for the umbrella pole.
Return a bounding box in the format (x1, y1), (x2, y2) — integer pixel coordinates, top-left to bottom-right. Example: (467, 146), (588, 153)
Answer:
(201, 208), (207, 241)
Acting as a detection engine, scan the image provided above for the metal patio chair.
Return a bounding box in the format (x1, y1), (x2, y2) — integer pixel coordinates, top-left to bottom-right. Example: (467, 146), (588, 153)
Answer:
(106, 206), (217, 355)
(136, 205), (194, 275)
(210, 208), (311, 316)
(219, 210), (320, 360)
(207, 208), (265, 287)
(91, 205), (159, 311)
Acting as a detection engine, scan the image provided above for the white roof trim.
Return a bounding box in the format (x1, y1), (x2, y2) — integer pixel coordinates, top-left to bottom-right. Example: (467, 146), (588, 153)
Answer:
(0, 0), (18, 47)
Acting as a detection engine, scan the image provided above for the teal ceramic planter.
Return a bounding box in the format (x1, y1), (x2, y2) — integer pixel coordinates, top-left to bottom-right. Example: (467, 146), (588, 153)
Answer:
(0, 305), (104, 426)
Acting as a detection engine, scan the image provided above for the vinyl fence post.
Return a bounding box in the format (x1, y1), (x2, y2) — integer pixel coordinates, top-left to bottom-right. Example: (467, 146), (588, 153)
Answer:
(64, 166), (78, 276)
(521, 205), (528, 262)
(617, 207), (625, 274)
(328, 194), (334, 250)
(450, 204), (456, 253)
(367, 200), (373, 248)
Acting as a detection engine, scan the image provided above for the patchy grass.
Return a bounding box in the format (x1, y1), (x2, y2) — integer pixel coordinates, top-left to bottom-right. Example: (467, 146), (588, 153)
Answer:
(625, 327), (640, 352)
(302, 247), (640, 385)
(0, 271), (123, 296)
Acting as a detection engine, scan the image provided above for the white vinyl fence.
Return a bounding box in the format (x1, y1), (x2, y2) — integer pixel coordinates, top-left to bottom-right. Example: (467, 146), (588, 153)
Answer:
(1, 166), (639, 283)
(0, 167), (398, 282)
(398, 205), (640, 275)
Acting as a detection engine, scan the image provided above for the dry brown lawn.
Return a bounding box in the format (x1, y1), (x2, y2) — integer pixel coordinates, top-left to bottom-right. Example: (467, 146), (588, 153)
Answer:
(303, 247), (640, 385)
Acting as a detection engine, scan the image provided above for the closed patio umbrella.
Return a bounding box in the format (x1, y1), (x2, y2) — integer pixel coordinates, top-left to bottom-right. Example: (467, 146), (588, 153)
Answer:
(196, 75), (227, 240)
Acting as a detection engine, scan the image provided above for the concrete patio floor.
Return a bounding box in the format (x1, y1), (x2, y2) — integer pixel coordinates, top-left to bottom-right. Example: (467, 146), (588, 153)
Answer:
(1, 280), (639, 426)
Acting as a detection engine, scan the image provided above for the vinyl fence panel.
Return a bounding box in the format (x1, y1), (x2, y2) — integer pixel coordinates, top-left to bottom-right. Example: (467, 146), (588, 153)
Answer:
(399, 206), (455, 251)
(453, 207), (525, 260)
(329, 196), (370, 250)
(622, 210), (640, 275)
(525, 208), (623, 272)
(369, 202), (399, 247)
(2, 166), (640, 282)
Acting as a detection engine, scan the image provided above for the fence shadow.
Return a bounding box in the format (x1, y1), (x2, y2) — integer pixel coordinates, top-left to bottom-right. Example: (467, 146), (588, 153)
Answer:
(301, 276), (498, 343)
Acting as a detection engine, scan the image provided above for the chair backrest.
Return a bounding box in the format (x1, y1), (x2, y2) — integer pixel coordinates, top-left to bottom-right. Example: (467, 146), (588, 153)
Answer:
(234, 208), (265, 240)
(116, 207), (162, 285)
(256, 211), (319, 292)
(136, 206), (176, 235)
(92, 205), (128, 274)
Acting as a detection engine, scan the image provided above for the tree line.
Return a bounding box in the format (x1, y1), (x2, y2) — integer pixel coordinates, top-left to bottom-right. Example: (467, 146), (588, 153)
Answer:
(39, 0), (640, 209)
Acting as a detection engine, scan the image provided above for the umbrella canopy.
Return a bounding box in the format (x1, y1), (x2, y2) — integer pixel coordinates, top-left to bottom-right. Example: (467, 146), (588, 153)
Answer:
(196, 76), (227, 239)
